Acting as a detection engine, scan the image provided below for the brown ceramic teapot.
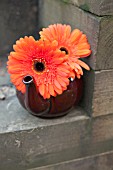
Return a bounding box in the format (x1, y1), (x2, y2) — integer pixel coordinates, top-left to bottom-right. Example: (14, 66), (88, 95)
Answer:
(16, 75), (83, 118)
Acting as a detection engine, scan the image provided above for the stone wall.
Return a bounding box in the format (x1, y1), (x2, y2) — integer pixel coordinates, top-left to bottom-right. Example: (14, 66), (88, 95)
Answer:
(39, 0), (113, 117)
(0, 0), (113, 169)
(0, 0), (38, 57)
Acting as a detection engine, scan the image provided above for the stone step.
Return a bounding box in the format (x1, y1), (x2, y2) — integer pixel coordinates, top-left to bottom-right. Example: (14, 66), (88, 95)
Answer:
(29, 151), (113, 170)
(1, 94), (113, 169)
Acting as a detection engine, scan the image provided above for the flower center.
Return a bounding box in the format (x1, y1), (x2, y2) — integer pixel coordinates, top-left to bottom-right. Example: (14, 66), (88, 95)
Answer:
(33, 59), (45, 73)
(60, 47), (68, 54)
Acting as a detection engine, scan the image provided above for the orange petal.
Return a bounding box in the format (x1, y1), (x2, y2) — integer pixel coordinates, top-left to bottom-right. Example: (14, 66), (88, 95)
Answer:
(61, 77), (69, 85)
(48, 84), (55, 96)
(76, 73), (81, 79)
(54, 79), (62, 89)
(57, 76), (67, 88)
(69, 70), (76, 79)
(70, 29), (82, 44)
(64, 25), (71, 39)
(43, 85), (50, 99)
(10, 52), (28, 60)
(79, 34), (87, 43)
(57, 70), (68, 77)
(39, 84), (45, 96)
(77, 43), (90, 50)
(16, 83), (25, 93)
(57, 67), (70, 74)
(54, 85), (63, 95)
(77, 60), (90, 70)
(62, 86), (67, 91)
(75, 49), (91, 57)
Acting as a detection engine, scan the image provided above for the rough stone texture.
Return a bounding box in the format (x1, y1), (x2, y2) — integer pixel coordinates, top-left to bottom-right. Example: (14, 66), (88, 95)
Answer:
(0, 0), (113, 169)
(39, 0), (113, 70)
(30, 151), (113, 170)
(38, 0), (113, 117)
(64, 0), (113, 16)
(82, 69), (113, 117)
(0, 56), (10, 86)
(0, 0), (38, 57)
(1, 95), (113, 169)
(0, 86), (15, 100)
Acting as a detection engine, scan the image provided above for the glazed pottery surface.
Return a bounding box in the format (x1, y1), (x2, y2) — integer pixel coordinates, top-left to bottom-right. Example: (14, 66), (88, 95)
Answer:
(16, 76), (83, 118)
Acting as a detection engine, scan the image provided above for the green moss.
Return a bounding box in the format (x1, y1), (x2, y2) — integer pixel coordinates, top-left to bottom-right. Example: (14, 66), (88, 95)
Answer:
(80, 4), (90, 12)
(62, 0), (69, 4)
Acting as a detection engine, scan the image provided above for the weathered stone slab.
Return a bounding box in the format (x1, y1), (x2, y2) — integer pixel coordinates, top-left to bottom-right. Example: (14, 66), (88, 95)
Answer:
(82, 69), (113, 117)
(1, 95), (113, 169)
(63, 0), (113, 16)
(0, 0), (38, 57)
(39, 0), (113, 70)
(30, 151), (113, 170)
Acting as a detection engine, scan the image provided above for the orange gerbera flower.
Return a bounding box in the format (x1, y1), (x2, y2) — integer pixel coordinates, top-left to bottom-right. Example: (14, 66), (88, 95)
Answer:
(39, 24), (91, 78)
(7, 36), (71, 99)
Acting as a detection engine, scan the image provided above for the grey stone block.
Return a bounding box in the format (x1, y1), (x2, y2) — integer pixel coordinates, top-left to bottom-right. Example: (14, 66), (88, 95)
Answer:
(0, 95), (87, 170)
(29, 151), (113, 170)
(1, 95), (113, 169)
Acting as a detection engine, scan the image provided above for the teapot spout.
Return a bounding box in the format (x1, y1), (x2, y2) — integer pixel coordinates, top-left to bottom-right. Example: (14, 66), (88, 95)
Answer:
(23, 75), (50, 116)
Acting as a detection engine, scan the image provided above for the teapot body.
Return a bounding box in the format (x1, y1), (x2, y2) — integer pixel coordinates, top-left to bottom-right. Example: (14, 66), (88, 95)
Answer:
(16, 77), (83, 118)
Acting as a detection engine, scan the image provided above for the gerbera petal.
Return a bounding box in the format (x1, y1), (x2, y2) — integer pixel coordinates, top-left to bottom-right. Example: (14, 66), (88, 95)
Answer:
(57, 66), (70, 74)
(77, 43), (90, 50)
(44, 85), (50, 99)
(77, 60), (90, 70)
(75, 49), (91, 57)
(57, 76), (67, 88)
(54, 79), (62, 89)
(52, 57), (67, 64)
(10, 52), (28, 60)
(48, 84), (55, 96)
(54, 85), (63, 95)
(62, 77), (69, 85)
(74, 63), (83, 75)
(39, 84), (45, 96)
(76, 73), (81, 79)
(64, 25), (71, 39)
(70, 29), (82, 44)
(69, 70), (76, 79)
(16, 83), (25, 93)
(57, 70), (68, 77)
(79, 34), (87, 43)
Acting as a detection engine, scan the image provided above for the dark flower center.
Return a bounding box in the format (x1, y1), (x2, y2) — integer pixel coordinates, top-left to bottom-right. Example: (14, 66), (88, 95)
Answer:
(34, 61), (45, 72)
(60, 47), (68, 54)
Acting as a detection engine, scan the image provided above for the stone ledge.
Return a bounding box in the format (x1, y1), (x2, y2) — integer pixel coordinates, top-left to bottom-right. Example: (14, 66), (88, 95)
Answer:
(29, 150), (113, 170)
(1, 95), (113, 169)
(0, 96), (86, 134)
